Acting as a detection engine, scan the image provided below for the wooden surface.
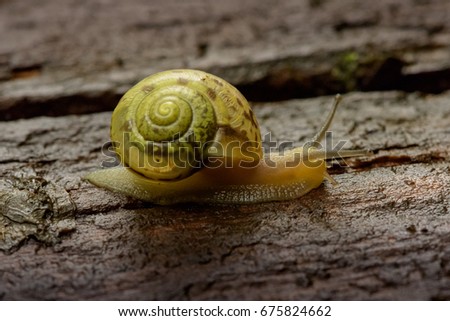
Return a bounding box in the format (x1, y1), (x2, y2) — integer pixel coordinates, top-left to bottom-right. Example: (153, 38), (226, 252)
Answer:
(1, 0), (450, 300)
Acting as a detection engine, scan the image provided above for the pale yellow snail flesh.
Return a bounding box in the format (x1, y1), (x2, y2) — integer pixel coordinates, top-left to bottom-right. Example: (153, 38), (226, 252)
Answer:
(86, 69), (369, 205)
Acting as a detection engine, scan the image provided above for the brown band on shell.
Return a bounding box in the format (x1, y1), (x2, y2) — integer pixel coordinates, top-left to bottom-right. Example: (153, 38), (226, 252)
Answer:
(206, 88), (217, 100)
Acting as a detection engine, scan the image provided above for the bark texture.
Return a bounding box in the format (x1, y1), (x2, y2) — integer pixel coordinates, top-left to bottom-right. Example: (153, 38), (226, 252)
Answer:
(1, 0), (450, 300)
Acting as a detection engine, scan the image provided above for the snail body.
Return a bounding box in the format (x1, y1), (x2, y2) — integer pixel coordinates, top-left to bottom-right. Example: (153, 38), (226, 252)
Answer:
(86, 69), (369, 205)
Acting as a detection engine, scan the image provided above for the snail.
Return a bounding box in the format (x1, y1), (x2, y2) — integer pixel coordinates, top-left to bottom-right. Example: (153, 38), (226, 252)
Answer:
(86, 69), (369, 205)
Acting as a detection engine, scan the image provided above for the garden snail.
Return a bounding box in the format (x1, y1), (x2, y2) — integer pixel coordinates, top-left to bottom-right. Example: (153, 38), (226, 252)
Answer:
(86, 69), (369, 205)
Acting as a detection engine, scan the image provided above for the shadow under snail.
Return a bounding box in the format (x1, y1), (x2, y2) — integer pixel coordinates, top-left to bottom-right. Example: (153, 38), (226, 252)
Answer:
(86, 69), (370, 205)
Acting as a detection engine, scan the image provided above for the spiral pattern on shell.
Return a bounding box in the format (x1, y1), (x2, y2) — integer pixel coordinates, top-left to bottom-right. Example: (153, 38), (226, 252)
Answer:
(110, 69), (262, 180)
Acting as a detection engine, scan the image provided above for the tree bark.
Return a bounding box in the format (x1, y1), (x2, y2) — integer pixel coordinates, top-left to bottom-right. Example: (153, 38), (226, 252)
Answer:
(1, 91), (449, 300)
(1, 0), (450, 300)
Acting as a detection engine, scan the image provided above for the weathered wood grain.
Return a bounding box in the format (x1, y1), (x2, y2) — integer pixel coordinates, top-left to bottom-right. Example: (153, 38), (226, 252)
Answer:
(1, 0), (450, 301)
(1, 0), (450, 119)
(1, 91), (449, 300)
